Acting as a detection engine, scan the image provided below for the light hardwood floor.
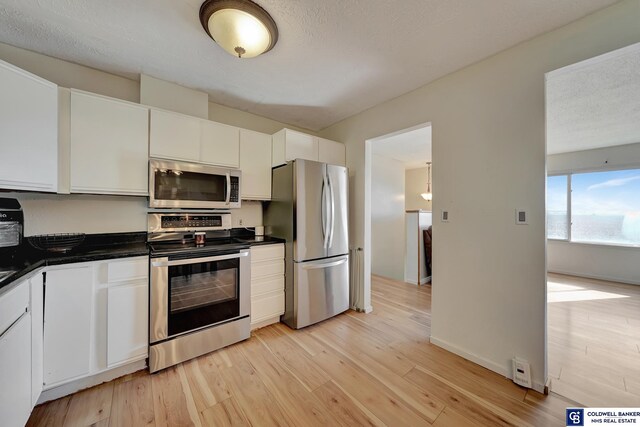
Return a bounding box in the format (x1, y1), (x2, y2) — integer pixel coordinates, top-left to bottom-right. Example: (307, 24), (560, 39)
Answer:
(28, 274), (574, 426)
(548, 272), (640, 407)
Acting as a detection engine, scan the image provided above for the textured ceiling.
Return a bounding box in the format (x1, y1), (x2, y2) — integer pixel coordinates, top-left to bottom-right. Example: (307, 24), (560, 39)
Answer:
(373, 126), (432, 169)
(547, 42), (640, 155)
(0, 0), (619, 131)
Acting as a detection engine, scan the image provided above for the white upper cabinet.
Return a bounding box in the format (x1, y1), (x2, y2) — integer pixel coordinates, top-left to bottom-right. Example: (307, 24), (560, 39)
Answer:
(240, 129), (272, 200)
(0, 59), (58, 192)
(70, 90), (149, 196)
(200, 120), (240, 168)
(150, 109), (201, 162)
(150, 108), (243, 168)
(272, 128), (318, 167)
(272, 129), (346, 167)
(318, 137), (346, 166)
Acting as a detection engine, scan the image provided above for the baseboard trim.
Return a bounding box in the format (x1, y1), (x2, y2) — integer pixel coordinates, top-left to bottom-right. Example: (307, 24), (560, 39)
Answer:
(429, 335), (545, 394)
(250, 316), (280, 331)
(351, 304), (373, 313)
(38, 359), (147, 404)
(547, 268), (640, 286)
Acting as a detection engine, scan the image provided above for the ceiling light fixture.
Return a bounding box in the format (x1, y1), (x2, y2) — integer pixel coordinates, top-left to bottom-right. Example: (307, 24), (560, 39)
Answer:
(421, 162), (433, 201)
(200, 0), (278, 59)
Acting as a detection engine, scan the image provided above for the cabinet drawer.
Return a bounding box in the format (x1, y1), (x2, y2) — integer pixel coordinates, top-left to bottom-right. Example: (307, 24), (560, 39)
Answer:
(251, 290), (284, 323)
(0, 279), (29, 336)
(250, 244), (284, 263)
(107, 257), (148, 283)
(251, 276), (284, 297)
(251, 260), (284, 280)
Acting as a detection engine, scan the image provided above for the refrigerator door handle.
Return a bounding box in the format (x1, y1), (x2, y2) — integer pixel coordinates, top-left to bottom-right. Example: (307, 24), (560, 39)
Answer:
(327, 172), (335, 248)
(301, 257), (348, 270)
(322, 172), (330, 248)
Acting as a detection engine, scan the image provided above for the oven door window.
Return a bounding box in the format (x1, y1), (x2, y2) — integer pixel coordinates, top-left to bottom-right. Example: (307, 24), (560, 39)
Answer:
(154, 169), (226, 203)
(167, 257), (240, 337)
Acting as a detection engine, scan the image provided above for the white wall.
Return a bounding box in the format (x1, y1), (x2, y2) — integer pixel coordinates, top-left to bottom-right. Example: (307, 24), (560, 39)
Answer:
(371, 154), (406, 281)
(3, 192), (263, 236)
(0, 42), (299, 235)
(547, 142), (640, 285)
(319, 0), (640, 392)
(548, 241), (640, 285)
(405, 167), (433, 211)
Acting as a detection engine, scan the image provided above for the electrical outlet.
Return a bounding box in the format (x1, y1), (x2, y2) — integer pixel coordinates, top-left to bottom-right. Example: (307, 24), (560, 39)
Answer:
(239, 218), (243, 226)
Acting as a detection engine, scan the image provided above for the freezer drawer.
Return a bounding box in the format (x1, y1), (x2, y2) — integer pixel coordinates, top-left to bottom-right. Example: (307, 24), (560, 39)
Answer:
(290, 255), (349, 329)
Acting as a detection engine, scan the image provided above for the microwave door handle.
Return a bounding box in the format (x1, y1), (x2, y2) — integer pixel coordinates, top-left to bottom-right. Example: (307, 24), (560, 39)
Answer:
(151, 251), (249, 267)
(225, 173), (231, 205)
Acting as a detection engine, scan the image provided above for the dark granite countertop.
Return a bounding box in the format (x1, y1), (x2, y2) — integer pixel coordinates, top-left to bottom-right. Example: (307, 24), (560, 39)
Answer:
(0, 229), (285, 293)
(230, 229), (286, 246)
(0, 232), (149, 293)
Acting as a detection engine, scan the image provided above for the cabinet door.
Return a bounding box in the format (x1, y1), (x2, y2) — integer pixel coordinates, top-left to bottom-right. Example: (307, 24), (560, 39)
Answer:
(251, 290), (285, 324)
(31, 273), (44, 407)
(0, 311), (32, 427)
(285, 130), (318, 162)
(200, 121), (240, 167)
(318, 137), (346, 166)
(0, 59), (58, 192)
(150, 109), (200, 162)
(240, 129), (272, 200)
(44, 266), (93, 387)
(70, 91), (149, 195)
(107, 281), (148, 367)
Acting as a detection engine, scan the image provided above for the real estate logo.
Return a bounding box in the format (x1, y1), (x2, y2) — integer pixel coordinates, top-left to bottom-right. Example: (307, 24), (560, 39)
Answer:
(566, 408), (584, 426)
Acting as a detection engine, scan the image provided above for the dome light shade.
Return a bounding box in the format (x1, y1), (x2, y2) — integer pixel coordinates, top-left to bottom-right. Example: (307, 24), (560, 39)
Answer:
(421, 192), (433, 201)
(200, 0), (278, 59)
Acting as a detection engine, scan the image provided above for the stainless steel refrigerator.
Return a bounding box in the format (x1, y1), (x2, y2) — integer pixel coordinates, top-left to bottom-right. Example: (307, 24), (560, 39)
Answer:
(265, 159), (349, 329)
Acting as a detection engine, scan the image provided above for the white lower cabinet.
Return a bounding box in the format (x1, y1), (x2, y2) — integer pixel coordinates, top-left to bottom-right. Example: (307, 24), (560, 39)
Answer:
(30, 273), (44, 407)
(250, 244), (285, 330)
(107, 281), (148, 367)
(44, 266), (93, 386)
(0, 277), (32, 427)
(43, 256), (149, 389)
(0, 309), (31, 427)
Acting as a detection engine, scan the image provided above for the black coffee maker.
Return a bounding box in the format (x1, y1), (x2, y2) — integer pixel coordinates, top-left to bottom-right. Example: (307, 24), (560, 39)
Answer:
(0, 198), (24, 260)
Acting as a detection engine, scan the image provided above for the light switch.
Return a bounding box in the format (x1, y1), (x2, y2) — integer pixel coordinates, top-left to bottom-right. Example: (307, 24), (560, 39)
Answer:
(441, 210), (449, 222)
(515, 209), (527, 225)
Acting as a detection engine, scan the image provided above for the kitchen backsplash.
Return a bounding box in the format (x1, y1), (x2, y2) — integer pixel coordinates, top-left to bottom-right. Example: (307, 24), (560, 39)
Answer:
(2, 192), (263, 236)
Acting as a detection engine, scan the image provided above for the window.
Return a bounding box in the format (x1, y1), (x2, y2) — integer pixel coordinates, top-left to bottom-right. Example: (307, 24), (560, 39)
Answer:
(547, 169), (640, 246)
(547, 175), (568, 240)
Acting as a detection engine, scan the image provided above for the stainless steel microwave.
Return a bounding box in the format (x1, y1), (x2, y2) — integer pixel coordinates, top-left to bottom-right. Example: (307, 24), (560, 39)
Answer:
(149, 159), (241, 209)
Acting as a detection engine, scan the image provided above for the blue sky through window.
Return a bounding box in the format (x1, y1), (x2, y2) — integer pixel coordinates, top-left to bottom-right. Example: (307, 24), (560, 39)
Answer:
(571, 169), (640, 244)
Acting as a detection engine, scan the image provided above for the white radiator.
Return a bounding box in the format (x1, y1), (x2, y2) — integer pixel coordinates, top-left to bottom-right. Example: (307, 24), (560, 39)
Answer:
(349, 247), (364, 311)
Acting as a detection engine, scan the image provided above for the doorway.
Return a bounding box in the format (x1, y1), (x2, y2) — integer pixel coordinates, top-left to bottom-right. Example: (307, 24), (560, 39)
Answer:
(364, 122), (432, 320)
(545, 42), (640, 406)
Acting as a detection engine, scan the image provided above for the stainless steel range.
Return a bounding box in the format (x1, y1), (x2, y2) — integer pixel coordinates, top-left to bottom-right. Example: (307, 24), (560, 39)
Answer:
(147, 212), (250, 373)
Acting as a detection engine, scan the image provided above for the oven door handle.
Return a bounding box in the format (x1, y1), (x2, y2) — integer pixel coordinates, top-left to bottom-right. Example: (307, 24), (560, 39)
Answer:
(151, 251), (248, 267)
